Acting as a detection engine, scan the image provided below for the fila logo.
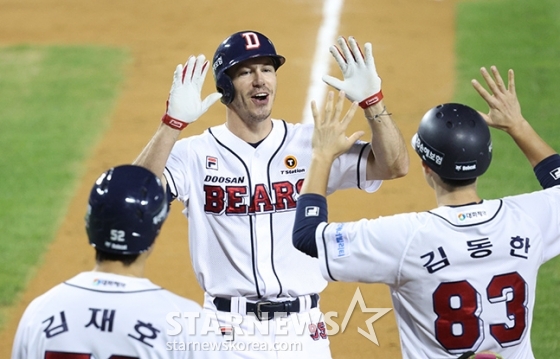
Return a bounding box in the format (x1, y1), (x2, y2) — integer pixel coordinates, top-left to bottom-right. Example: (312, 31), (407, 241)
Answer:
(550, 167), (560, 180)
(206, 156), (218, 170)
(241, 32), (260, 50)
(305, 206), (320, 217)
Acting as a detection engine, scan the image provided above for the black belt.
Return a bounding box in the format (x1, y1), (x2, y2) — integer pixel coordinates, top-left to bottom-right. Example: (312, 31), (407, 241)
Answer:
(213, 294), (319, 321)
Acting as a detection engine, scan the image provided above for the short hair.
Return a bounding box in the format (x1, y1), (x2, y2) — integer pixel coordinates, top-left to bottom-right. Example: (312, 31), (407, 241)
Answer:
(95, 249), (140, 267)
(440, 177), (477, 187)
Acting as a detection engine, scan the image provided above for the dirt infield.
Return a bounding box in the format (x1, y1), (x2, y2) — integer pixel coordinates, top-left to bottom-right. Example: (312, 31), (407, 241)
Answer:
(0, 0), (457, 357)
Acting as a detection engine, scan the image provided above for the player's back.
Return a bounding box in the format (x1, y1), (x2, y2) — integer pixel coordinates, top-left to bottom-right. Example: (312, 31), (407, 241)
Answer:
(393, 187), (560, 358)
(318, 186), (560, 358)
(12, 271), (209, 359)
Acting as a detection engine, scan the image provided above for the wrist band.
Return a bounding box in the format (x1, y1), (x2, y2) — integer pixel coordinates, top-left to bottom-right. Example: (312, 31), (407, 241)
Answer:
(359, 90), (383, 109)
(161, 114), (189, 130)
(365, 106), (392, 122)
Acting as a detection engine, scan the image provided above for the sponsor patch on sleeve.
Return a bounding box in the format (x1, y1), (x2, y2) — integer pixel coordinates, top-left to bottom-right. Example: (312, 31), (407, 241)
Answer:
(332, 223), (349, 259)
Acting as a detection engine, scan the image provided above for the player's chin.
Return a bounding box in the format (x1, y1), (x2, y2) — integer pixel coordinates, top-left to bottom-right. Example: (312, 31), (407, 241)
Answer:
(250, 103), (273, 119)
(253, 110), (272, 123)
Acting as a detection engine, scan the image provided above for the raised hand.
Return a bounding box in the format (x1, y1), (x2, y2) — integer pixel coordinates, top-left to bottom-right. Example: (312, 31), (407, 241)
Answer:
(472, 65), (557, 168)
(310, 90), (363, 161)
(162, 55), (222, 130)
(322, 36), (383, 109)
(471, 66), (525, 133)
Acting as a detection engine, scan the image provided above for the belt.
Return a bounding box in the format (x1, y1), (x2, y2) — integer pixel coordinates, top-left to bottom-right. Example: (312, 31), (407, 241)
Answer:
(213, 294), (319, 321)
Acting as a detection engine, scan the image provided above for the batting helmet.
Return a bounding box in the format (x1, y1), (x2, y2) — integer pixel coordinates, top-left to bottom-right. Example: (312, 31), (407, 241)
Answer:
(411, 103), (492, 180)
(85, 165), (168, 255)
(212, 30), (285, 105)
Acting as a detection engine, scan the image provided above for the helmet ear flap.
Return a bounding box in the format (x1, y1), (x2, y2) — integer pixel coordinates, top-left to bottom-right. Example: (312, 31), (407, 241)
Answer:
(216, 72), (234, 105)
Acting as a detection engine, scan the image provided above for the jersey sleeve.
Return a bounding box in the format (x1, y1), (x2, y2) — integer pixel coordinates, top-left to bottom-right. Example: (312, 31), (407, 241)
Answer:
(510, 186), (560, 263)
(11, 295), (43, 359)
(314, 213), (415, 286)
(164, 139), (192, 203)
(542, 187), (560, 262)
(327, 141), (382, 194)
(11, 316), (28, 359)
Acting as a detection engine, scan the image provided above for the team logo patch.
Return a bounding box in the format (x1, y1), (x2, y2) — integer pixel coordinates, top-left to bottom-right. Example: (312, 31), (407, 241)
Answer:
(206, 156), (218, 170)
(284, 155), (297, 169)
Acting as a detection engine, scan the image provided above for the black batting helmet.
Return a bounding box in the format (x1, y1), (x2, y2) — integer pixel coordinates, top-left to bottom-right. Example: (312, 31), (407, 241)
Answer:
(85, 165), (168, 255)
(212, 30), (285, 105)
(411, 103), (492, 180)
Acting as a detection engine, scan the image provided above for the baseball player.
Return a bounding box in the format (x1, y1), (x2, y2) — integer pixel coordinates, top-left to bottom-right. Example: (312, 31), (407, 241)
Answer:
(11, 165), (219, 359)
(292, 65), (560, 359)
(133, 32), (408, 357)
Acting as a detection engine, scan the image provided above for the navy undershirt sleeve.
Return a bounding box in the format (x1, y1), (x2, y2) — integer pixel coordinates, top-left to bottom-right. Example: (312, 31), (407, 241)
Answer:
(292, 194), (328, 258)
(534, 154), (560, 189)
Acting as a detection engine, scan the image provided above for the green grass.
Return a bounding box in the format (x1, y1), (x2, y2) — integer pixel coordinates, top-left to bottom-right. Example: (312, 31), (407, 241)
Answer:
(455, 0), (560, 356)
(0, 45), (129, 327)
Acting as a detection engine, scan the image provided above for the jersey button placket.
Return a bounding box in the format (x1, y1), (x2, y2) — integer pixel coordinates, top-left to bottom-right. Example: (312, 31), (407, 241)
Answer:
(250, 150), (279, 297)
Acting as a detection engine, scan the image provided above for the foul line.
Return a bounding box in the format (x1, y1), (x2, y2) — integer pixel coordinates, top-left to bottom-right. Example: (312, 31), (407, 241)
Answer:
(300, 0), (344, 124)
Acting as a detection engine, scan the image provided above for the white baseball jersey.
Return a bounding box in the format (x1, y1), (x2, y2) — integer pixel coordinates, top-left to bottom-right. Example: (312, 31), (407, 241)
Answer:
(12, 271), (218, 359)
(165, 119), (380, 300)
(315, 186), (560, 359)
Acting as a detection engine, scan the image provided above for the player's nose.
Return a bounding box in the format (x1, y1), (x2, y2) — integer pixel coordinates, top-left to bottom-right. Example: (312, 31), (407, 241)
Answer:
(252, 69), (266, 86)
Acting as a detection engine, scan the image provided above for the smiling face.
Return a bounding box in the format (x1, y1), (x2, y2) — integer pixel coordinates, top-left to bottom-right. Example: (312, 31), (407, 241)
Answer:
(227, 57), (278, 126)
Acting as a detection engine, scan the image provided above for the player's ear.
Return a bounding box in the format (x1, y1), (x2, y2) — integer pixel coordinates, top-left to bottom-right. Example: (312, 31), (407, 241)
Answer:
(144, 244), (155, 256)
(420, 161), (431, 175)
(420, 161), (436, 189)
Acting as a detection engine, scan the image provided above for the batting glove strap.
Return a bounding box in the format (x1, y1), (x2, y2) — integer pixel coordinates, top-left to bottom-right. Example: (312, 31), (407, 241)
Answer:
(359, 90), (383, 109)
(161, 113), (189, 131)
(164, 55), (222, 127)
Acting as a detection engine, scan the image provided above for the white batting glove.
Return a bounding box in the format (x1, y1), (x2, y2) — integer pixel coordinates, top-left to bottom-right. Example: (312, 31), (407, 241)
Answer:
(322, 36), (383, 109)
(161, 55), (222, 130)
